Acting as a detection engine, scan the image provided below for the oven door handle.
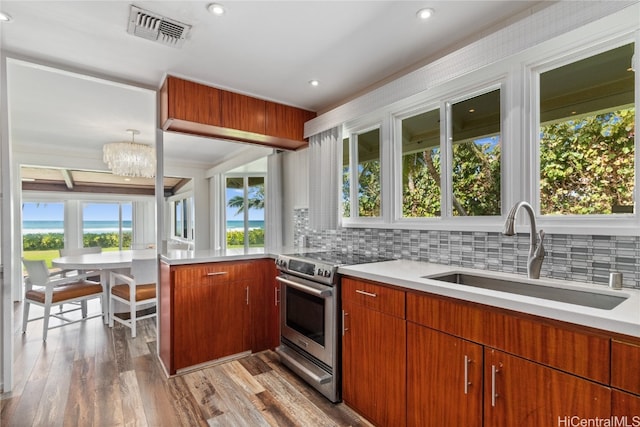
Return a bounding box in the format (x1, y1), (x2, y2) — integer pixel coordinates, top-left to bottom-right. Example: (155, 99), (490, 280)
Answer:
(276, 276), (332, 298)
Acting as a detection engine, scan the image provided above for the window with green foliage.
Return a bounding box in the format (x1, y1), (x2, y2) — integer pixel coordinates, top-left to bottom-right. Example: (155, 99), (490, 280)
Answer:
(342, 136), (351, 218)
(225, 175), (265, 250)
(82, 202), (132, 250)
(451, 89), (501, 216)
(539, 43), (635, 215)
(401, 108), (442, 217)
(356, 128), (381, 218)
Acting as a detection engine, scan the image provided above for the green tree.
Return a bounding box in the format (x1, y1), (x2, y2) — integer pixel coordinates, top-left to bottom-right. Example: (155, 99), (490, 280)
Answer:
(227, 182), (265, 215)
(540, 108), (635, 215)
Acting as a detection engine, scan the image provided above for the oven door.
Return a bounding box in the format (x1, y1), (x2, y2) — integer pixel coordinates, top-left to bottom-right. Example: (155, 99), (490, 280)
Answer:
(277, 273), (335, 368)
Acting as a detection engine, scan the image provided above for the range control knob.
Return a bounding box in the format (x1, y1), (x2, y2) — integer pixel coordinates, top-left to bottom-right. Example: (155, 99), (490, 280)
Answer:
(317, 268), (325, 277)
(323, 270), (331, 277)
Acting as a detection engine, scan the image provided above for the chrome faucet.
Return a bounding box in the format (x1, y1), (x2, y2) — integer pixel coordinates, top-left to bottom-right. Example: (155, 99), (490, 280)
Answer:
(503, 201), (545, 279)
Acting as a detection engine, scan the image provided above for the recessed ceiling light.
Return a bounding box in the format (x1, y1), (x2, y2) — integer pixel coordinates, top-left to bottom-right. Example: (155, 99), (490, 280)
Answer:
(468, 108), (475, 113)
(0, 12), (13, 22)
(207, 3), (225, 16)
(416, 8), (434, 20)
(309, 80), (320, 87)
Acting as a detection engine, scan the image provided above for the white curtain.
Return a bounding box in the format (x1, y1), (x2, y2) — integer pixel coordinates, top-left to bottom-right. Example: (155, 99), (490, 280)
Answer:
(308, 127), (341, 230)
(265, 151), (284, 250)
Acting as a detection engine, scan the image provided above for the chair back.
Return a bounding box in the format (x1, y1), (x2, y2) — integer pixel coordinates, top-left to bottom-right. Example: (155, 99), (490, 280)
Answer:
(130, 258), (157, 284)
(22, 259), (52, 287)
(59, 246), (102, 257)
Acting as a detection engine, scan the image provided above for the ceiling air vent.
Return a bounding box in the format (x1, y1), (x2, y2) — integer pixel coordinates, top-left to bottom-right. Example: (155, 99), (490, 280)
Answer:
(127, 5), (191, 48)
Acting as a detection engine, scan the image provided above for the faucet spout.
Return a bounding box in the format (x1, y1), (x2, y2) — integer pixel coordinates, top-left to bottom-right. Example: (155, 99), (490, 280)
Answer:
(503, 201), (545, 279)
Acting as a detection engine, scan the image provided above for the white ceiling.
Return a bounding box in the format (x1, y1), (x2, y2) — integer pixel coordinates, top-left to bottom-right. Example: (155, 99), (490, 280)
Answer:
(1, 0), (545, 171)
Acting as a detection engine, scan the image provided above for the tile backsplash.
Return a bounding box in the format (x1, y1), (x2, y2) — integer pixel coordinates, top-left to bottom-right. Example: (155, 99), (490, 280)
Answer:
(294, 208), (640, 289)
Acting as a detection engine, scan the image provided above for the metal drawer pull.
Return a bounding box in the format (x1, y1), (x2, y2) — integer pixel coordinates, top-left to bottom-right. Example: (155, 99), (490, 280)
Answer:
(342, 310), (349, 336)
(355, 289), (377, 298)
(206, 271), (228, 276)
(464, 355), (471, 395)
(491, 364), (499, 407)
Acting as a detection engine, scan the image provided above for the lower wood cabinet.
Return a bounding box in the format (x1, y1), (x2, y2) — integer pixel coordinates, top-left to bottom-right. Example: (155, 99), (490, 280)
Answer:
(342, 278), (406, 427)
(160, 259), (278, 375)
(484, 349), (611, 427)
(342, 275), (640, 427)
(407, 323), (482, 427)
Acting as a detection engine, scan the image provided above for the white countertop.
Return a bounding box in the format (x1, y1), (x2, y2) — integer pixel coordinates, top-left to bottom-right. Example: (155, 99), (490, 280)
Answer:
(338, 260), (640, 338)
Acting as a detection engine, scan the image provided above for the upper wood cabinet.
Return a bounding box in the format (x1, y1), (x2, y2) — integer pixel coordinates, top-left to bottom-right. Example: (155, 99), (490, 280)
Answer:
(160, 76), (316, 150)
(266, 101), (317, 141)
(221, 90), (266, 134)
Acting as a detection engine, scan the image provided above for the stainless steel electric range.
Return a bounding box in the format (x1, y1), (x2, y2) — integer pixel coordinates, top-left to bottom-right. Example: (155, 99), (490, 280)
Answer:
(274, 250), (393, 402)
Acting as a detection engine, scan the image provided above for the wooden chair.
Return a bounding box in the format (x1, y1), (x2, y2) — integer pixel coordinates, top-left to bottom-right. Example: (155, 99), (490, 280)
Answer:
(109, 258), (157, 338)
(22, 258), (105, 341)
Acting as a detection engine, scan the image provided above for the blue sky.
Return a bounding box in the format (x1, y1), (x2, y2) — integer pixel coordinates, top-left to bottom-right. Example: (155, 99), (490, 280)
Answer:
(226, 188), (264, 221)
(22, 202), (132, 221)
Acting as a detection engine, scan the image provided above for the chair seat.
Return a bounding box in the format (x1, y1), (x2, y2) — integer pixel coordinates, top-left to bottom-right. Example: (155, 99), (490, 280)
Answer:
(26, 282), (103, 304)
(111, 283), (156, 301)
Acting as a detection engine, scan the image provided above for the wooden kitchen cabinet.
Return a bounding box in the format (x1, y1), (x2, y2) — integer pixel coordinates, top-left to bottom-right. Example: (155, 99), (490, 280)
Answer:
(160, 259), (277, 375)
(160, 75), (316, 150)
(342, 278), (406, 427)
(265, 101), (317, 141)
(221, 90), (266, 134)
(160, 75), (222, 127)
(407, 323), (483, 427)
(611, 339), (640, 395)
(484, 349), (611, 427)
(250, 259), (280, 352)
(612, 389), (640, 419)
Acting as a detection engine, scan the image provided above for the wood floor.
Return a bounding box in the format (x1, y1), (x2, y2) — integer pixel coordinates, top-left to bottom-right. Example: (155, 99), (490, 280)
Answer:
(1, 302), (373, 427)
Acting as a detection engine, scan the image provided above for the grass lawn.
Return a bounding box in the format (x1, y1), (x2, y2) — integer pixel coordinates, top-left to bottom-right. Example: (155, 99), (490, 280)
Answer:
(22, 247), (121, 269)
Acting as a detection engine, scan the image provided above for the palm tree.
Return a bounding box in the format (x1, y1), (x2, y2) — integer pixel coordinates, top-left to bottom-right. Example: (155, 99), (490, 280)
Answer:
(227, 183), (264, 215)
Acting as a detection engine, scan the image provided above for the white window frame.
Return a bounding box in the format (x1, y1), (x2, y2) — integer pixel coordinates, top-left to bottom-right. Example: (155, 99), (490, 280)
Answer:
(81, 201), (133, 251)
(168, 194), (194, 243)
(528, 34), (639, 235)
(222, 173), (266, 251)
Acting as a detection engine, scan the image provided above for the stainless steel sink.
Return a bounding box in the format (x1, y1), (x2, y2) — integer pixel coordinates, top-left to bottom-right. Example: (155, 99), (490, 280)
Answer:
(425, 273), (628, 310)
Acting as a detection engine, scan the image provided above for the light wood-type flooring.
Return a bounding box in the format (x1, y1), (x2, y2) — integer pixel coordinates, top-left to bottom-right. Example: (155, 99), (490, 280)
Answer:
(1, 301), (373, 427)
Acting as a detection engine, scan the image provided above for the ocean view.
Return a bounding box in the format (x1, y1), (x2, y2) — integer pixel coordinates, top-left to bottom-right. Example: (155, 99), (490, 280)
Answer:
(23, 220), (264, 234)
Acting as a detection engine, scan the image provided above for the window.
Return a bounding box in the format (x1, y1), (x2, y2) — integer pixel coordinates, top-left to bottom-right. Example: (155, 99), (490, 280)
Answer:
(225, 175), (265, 251)
(82, 202), (132, 250)
(173, 197), (193, 239)
(450, 89), (501, 216)
(22, 202), (65, 264)
(343, 127), (382, 219)
(400, 108), (442, 217)
(538, 43), (635, 216)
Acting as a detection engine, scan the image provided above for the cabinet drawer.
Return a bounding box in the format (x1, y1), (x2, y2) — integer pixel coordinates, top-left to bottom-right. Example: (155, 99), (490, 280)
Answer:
(174, 261), (253, 284)
(342, 277), (405, 318)
(612, 339), (640, 395)
(407, 292), (485, 343)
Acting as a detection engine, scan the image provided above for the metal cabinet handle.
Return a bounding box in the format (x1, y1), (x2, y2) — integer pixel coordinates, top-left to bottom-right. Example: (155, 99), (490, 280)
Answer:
(342, 310), (349, 336)
(491, 364), (500, 407)
(274, 287), (280, 306)
(355, 289), (377, 298)
(464, 355), (471, 395)
(206, 271), (228, 276)
(246, 286), (249, 305)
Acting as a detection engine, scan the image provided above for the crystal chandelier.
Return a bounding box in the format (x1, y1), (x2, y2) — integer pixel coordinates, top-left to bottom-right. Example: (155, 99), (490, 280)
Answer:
(103, 129), (156, 178)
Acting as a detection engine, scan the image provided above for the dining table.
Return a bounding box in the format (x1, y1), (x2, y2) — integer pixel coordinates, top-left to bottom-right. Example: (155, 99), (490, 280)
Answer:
(52, 249), (157, 323)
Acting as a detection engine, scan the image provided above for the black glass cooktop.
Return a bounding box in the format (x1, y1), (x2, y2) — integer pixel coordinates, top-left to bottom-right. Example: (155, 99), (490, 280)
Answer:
(285, 250), (395, 266)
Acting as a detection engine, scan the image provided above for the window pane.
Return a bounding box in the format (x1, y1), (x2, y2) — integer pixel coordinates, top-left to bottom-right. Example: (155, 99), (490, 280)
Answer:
(83, 202), (131, 250)
(174, 200), (183, 237)
(342, 136), (351, 218)
(226, 177), (244, 248)
(539, 44), (635, 215)
(247, 177), (265, 249)
(401, 108), (441, 217)
(451, 89), (502, 216)
(357, 128), (381, 217)
(22, 202), (64, 268)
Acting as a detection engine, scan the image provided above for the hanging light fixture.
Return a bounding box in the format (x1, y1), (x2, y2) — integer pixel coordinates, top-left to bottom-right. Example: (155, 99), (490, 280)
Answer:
(103, 129), (156, 178)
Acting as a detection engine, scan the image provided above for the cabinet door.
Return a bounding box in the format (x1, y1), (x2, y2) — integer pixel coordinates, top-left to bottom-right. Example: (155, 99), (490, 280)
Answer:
(250, 260), (280, 352)
(612, 339), (640, 395)
(221, 90), (266, 134)
(342, 299), (406, 427)
(173, 275), (249, 370)
(161, 76), (222, 126)
(265, 101), (315, 140)
(407, 323), (482, 427)
(612, 389), (640, 420)
(484, 349), (611, 427)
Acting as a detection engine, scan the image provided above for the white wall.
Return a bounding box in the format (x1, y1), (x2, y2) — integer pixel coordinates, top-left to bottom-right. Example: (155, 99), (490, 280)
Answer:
(282, 149), (309, 247)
